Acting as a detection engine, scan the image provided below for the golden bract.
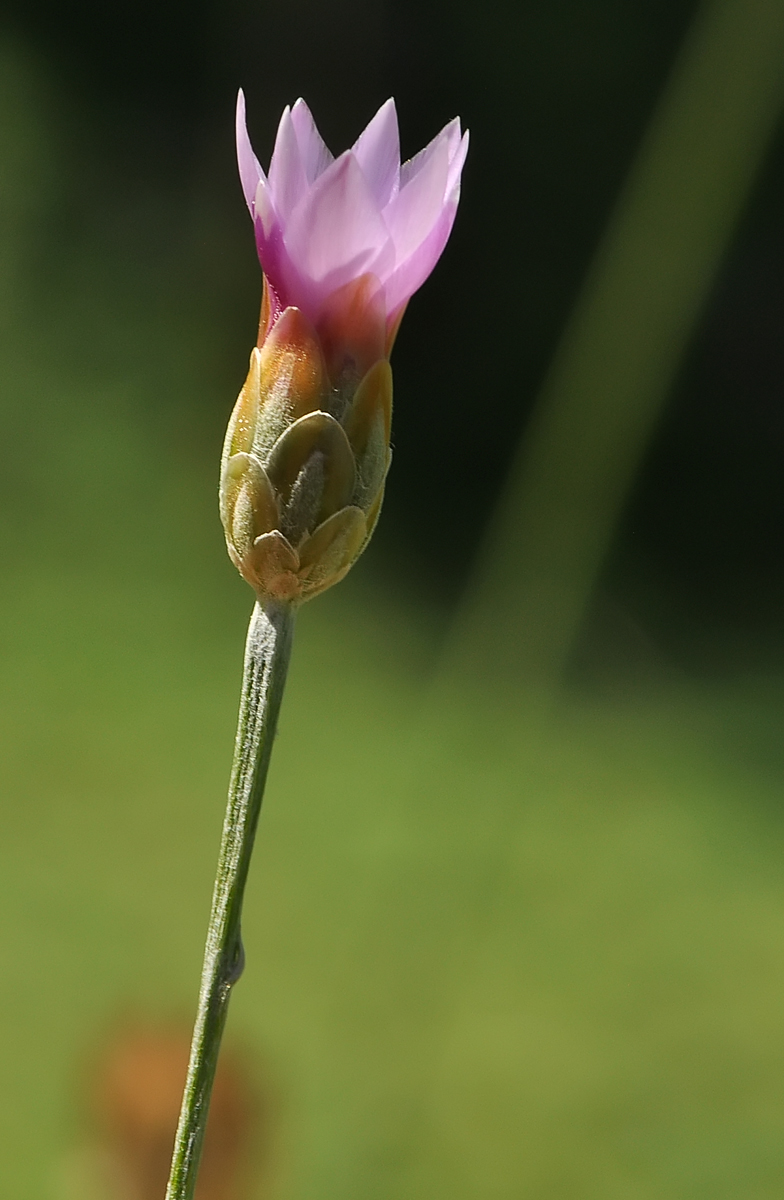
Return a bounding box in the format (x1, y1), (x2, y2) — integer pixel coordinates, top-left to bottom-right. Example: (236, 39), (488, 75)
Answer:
(219, 305), (392, 603)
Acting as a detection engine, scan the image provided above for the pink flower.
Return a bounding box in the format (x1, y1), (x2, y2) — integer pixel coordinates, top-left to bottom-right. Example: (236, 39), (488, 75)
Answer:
(222, 95), (468, 603)
(236, 93), (468, 357)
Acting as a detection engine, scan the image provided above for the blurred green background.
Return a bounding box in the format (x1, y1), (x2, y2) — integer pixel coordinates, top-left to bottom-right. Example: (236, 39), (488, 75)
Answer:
(2, 0), (784, 1195)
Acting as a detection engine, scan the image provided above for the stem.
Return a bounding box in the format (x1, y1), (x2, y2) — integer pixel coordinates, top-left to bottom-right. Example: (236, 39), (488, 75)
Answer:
(165, 599), (296, 1200)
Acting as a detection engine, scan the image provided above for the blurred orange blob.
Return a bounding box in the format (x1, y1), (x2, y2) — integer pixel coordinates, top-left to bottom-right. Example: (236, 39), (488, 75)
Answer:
(92, 1026), (261, 1200)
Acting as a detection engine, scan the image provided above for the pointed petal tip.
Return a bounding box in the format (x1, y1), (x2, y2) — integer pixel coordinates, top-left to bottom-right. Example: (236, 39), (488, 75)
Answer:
(353, 98), (401, 207)
(330, 148), (359, 176)
(235, 88), (248, 137)
(446, 129), (469, 198)
(290, 97), (334, 183)
(269, 104), (309, 217)
(443, 116), (464, 154)
(236, 90), (266, 214)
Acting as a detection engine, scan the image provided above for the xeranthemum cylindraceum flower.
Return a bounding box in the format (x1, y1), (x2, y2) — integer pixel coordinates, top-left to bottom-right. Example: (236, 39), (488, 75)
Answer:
(220, 94), (468, 603)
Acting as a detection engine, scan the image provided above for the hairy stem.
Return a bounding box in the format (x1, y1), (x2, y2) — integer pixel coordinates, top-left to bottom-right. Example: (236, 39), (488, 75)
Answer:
(165, 600), (296, 1200)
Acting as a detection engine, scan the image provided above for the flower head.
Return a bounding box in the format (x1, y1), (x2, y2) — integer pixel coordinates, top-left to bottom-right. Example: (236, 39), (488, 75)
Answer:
(236, 93), (468, 357)
(221, 96), (467, 605)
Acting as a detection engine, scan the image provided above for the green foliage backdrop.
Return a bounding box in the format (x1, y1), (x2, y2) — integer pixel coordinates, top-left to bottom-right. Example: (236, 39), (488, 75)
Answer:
(1, 7), (784, 1197)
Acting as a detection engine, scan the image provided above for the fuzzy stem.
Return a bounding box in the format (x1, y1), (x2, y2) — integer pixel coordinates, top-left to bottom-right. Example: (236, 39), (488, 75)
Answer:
(165, 600), (296, 1200)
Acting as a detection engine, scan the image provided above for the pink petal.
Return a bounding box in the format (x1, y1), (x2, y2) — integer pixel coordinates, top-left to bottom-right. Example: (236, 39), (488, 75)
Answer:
(400, 117), (462, 189)
(236, 96), (467, 326)
(382, 200), (459, 315)
(290, 98), (334, 183)
(253, 178), (278, 240)
(236, 89), (266, 214)
(283, 151), (394, 292)
(447, 129), (470, 200)
(352, 98), (400, 208)
(250, 178), (290, 303)
(269, 105), (309, 220)
(383, 134), (450, 265)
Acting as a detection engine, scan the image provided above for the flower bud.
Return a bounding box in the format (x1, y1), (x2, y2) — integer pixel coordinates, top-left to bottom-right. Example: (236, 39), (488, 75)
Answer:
(219, 302), (391, 603)
(223, 94), (467, 602)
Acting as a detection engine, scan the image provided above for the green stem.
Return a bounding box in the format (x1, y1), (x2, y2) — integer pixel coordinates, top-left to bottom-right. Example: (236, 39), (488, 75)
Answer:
(165, 599), (296, 1200)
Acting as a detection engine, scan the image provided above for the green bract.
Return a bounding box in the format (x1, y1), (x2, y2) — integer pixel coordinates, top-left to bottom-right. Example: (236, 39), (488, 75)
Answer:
(219, 304), (391, 602)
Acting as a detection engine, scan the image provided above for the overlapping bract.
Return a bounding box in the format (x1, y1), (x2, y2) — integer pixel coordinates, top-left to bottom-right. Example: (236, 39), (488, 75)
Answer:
(222, 96), (467, 603)
(220, 307), (391, 602)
